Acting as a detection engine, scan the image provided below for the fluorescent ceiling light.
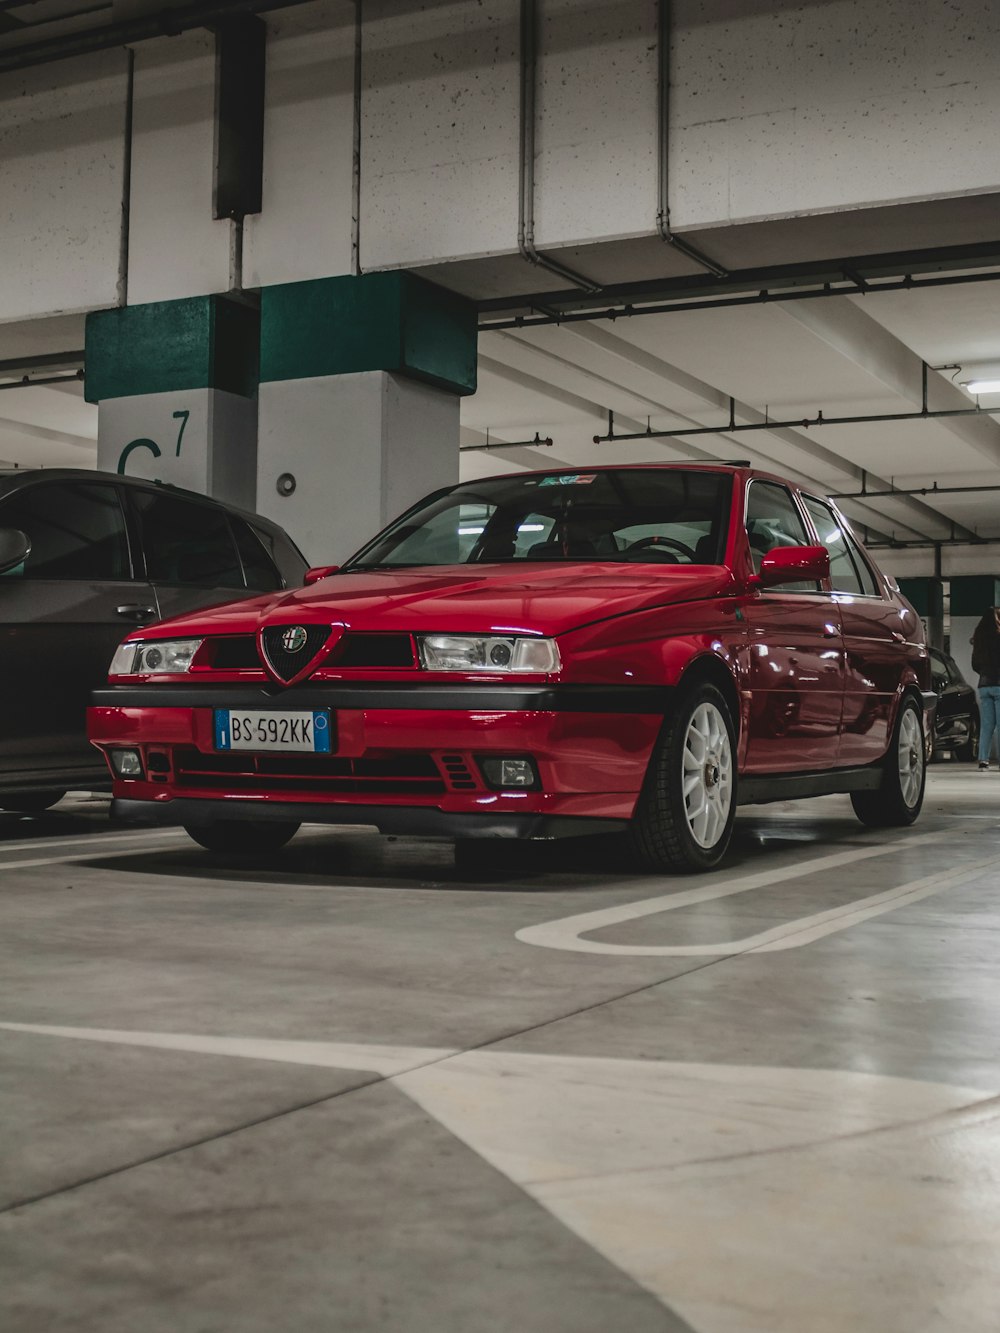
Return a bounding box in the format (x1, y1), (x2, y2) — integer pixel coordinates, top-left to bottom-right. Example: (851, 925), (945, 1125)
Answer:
(963, 379), (1000, 394)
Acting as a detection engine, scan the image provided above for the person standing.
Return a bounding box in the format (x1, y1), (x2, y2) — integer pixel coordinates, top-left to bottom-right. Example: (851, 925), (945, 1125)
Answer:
(971, 607), (1000, 770)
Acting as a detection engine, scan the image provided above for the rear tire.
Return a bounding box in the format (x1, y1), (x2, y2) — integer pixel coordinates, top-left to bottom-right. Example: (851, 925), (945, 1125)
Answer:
(628, 682), (737, 873)
(183, 820), (300, 854)
(1, 791), (65, 813)
(851, 696), (926, 828)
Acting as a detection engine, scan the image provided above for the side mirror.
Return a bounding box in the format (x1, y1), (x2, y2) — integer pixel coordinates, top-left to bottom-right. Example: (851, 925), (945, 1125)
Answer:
(304, 564), (340, 586)
(757, 544), (830, 587)
(0, 527), (30, 575)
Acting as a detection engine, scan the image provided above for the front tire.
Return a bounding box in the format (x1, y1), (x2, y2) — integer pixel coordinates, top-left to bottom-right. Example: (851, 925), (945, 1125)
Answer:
(628, 683), (737, 873)
(851, 696), (926, 828)
(183, 820), (300, 854)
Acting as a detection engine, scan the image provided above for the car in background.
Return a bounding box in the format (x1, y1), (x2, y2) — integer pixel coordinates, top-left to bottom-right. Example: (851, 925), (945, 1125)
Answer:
(0, 468), (306, 812)
(89, 463), (934, 873)
(929, 647), (978, 761)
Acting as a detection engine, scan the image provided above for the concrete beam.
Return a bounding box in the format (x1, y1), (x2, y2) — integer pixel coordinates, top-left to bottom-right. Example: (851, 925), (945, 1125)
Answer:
(782, 297), (1000, 468)
(556, 322), (973, 542)
(482, 339), (902, 544)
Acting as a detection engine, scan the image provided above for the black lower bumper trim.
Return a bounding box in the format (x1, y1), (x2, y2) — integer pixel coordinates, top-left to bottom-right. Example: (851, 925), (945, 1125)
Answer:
(92, 683), (675, 714)
(111, 798), (628, 841)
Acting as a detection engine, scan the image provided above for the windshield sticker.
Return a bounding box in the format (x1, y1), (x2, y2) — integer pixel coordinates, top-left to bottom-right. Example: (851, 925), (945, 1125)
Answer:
(539, 474), (597, 486)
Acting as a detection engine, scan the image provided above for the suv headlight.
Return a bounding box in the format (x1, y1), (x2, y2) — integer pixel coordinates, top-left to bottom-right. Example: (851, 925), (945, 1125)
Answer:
(110, 639), (203, 675)
(418, 635), (560, 673)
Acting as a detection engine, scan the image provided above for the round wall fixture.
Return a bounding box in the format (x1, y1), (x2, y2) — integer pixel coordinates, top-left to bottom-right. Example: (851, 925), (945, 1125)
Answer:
(276, 472), (296, 497)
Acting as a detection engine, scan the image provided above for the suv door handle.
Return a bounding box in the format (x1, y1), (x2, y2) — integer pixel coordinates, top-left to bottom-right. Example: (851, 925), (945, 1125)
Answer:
(116, 604), (156, 621)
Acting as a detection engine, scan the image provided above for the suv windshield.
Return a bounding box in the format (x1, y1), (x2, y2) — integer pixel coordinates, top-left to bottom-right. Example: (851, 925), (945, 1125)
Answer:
(348, 468), (733, 569)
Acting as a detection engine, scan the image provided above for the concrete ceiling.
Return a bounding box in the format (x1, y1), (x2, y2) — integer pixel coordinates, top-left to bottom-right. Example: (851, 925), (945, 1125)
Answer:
(1, 255), (998, 550)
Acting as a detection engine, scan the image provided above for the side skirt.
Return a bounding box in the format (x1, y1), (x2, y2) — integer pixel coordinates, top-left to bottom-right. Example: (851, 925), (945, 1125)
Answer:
(738, 766), (883, 806)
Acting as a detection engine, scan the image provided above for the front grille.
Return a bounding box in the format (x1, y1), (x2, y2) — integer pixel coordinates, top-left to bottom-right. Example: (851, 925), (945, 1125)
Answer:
(173, 748), (446, 795)
(440, 753), (478, 790)
(260, 624), (331, 681)
(326, 633), (416, 668)
(205, 636), (260, 670)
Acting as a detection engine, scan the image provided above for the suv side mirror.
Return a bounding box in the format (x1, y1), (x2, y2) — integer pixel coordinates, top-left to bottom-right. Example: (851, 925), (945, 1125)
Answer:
(304, 564), (340, 586)
(757, 544), (830, 587)
(0, 527), (30, 575)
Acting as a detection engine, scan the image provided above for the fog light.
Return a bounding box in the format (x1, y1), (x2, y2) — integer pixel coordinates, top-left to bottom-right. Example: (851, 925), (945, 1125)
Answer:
(111, 748), (144, 779)
(478, 756), (540, 790)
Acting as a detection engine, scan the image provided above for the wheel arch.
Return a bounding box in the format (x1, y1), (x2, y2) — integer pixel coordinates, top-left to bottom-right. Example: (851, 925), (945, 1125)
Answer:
(677, 653), (742, 739)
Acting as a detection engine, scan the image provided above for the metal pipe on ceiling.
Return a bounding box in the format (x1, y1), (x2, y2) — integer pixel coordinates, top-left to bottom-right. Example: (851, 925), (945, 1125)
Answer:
(592, 397), (1000, 445)
(656, 1), (727, 279)
(516, 0), (601, 296)
(479, 264), (1000, 330)
(831, 482), (1000, 500)
(0, 0), (314, 74)
(460, 432), (554, 453)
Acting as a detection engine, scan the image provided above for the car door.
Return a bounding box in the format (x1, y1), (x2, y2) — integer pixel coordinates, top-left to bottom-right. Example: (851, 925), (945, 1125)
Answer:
(124, 487), (277, 622)
(801, 495), (902, 766)
(741, 480), (846, 773)
(0, 479), (156, 781)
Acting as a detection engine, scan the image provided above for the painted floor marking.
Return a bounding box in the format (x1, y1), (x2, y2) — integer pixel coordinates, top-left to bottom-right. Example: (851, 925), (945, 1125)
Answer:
(516, 825), (998, 956)
(0, 828), (182, 856)
(1, 837), (189, 873)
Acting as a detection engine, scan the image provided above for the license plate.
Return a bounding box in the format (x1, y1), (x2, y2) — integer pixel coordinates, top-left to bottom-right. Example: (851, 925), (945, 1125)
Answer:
(214, 710), (332, 753)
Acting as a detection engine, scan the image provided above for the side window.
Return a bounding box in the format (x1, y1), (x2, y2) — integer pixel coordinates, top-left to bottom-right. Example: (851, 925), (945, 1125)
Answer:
(248, 523), (304, 588)
(231, 516), (282, 591)
(0, 482), (130, 581)
(929, 651), (949, 693)
(744, 481), (816, 592)
(801, 496), (866, 596)
(130, 490), (244, 587)
(843, 530), (879, 597)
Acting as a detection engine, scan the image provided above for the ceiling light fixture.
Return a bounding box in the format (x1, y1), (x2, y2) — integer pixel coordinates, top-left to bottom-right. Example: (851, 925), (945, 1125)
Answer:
(963, 379), (1000, 394)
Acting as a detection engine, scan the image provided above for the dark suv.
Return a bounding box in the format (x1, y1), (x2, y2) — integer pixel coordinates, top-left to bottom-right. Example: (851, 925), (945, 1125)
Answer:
(0, 469), (306, 811)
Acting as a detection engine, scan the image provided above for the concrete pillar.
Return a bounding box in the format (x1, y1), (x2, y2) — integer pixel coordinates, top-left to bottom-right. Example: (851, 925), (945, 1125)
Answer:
(897, 577), (945, 652)
(256, 273), (476, 565)
(85, 296), (259, 511)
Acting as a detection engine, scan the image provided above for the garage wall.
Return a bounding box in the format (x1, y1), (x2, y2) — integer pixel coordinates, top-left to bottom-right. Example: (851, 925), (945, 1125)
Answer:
(360, 0), (521, 270)
(3, 0), (1000, 316)
(533, 0), (658, 249)
(670, 0), (1000, 230)
(126, 30), (234, 305)
(0, 51), (129, 323)
(242, 0), (356, 288)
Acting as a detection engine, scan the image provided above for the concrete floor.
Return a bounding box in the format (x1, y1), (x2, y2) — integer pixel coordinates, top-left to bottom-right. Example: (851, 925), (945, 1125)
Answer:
(2, 771), (999, 1333)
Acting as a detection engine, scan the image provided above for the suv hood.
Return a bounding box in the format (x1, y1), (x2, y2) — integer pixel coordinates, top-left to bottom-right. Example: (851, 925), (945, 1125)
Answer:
(139, 564), (736, 639)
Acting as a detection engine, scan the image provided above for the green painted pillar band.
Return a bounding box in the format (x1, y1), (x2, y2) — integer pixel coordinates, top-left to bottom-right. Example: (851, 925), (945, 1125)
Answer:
(259, 273), (477, 396)
(950, 575), (1000, 617)
(85, 295), (260, 403)
(897, 577), (944, 619)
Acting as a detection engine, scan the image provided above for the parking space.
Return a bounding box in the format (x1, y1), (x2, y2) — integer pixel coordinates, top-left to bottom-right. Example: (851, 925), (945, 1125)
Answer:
(2, 772), (999, 1333)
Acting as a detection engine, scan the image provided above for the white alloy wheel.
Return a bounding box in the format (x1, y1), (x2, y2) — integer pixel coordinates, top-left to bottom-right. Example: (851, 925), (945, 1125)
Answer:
(898, 705), (924, 809)
(681, 701), (734, 849)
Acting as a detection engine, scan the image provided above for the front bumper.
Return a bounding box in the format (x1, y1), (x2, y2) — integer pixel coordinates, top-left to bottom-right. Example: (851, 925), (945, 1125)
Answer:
(89, 683), (669, 839)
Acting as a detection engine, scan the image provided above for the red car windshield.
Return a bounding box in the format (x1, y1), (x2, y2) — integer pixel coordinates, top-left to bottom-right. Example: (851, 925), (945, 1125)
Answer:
(347, 468), (733, 569)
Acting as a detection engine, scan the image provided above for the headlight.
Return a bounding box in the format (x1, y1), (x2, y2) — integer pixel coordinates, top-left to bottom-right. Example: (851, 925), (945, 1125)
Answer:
(418, 635), (560, 673)
(109, 639), (203, 675)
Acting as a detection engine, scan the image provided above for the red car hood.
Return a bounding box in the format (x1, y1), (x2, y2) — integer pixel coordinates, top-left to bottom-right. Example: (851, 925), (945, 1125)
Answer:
(140, 564), (735, 639)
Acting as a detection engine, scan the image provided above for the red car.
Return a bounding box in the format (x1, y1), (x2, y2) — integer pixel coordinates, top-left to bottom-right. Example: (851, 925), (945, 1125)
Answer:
(88, 465), (933, 872)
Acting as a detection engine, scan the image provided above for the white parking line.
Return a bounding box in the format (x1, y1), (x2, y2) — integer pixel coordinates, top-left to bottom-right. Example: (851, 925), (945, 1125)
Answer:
(1, 834), (189, 873)
(516, 825), (998, 956)
(0, 829), (181, 856)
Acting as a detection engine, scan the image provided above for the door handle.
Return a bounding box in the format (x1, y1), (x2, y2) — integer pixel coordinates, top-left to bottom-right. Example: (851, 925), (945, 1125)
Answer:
(822, 623), (839, 638)
(116, 604), (156, 621)
(890, 630), (905, 643)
